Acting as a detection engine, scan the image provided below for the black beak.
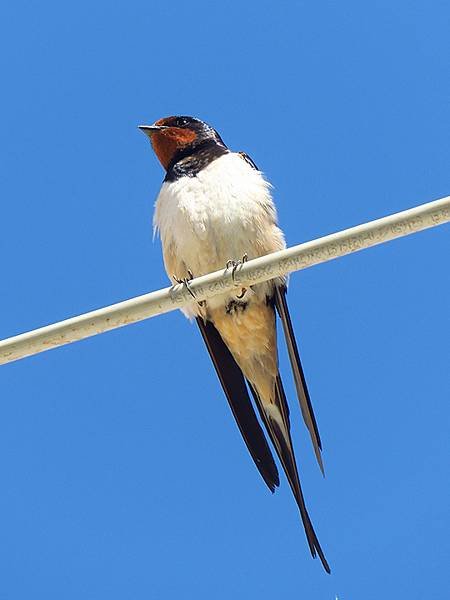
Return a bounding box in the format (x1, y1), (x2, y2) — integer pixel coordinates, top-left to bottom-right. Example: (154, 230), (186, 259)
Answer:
(138, 125), (169, 137)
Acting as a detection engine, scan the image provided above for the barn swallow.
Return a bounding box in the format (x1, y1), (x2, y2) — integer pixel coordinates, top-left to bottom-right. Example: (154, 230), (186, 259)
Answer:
(140, 116), (330, 573)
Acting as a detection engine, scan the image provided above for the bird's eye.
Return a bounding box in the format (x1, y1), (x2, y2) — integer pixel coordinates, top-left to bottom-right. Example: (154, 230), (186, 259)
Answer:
(177, 118), (189, 127)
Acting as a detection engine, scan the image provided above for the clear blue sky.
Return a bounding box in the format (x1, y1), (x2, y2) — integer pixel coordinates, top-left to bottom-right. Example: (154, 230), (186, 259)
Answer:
(0, 1), (448, 598)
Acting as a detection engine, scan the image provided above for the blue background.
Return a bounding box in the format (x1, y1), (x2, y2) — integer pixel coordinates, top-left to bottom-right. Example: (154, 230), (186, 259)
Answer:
(0, 1), (449, 598)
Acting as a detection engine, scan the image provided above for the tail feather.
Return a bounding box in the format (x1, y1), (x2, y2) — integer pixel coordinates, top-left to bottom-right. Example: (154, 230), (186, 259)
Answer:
(248, 375), (330, 573)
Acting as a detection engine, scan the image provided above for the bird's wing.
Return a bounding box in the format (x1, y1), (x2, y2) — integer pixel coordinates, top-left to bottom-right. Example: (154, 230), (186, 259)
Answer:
(196, 317), (280, 492)
(274, 285), (324, 474)
(238, 151), (260, 171)
(247, 372), (330, 573)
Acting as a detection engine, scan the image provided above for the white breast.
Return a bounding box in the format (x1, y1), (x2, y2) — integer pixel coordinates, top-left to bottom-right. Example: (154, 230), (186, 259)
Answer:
(154, 152), (284, 272)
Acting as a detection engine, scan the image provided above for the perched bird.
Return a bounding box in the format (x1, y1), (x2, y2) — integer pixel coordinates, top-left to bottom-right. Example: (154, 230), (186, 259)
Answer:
(140, 116), (330, 573)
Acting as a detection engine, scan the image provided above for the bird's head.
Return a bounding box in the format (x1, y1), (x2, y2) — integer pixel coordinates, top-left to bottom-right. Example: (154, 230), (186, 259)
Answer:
(139, 116), (226, 171)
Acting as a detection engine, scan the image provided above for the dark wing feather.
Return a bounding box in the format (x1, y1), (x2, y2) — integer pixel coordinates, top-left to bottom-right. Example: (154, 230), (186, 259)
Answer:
(275, 285), (324, 475)
(238, 151), (260, 171)
(248, 376), (331, 573)
(196, 317), (279, 492)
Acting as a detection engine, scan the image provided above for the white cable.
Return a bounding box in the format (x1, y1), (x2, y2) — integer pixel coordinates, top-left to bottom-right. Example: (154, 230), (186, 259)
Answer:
(1, 195), (448, 365)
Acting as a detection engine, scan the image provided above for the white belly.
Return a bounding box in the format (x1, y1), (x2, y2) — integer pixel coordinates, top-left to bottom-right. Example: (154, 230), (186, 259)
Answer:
(153, 152), (285, 313)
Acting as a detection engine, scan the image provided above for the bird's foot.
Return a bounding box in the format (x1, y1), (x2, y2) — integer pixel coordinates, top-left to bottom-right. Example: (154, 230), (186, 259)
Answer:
(226, 253), (248, 281)
(172, 270), (205, 307)
(226, 254), (248, 297)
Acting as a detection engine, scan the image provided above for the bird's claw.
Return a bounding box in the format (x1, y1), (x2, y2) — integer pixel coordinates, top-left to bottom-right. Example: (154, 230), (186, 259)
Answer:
(226, 254), (248, 281)
(226, 254), (248, 297)
(172, 271), (204, 306)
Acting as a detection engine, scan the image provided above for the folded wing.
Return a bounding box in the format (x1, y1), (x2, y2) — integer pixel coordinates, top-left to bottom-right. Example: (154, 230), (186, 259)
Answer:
(275, 285), (324, 474)
(196, 317), (280, 492)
